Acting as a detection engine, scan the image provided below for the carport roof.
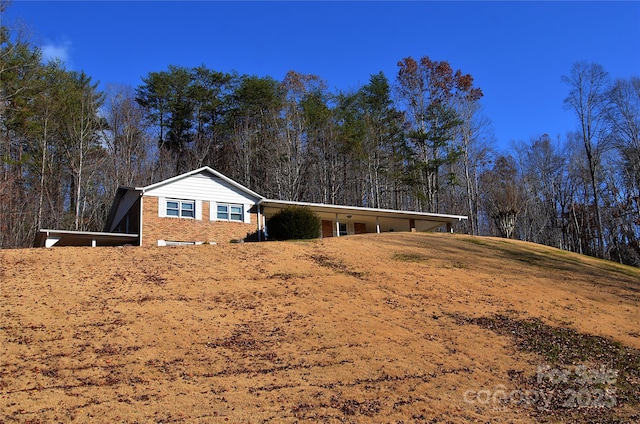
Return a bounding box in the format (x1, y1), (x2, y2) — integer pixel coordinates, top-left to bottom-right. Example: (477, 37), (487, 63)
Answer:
(34, 229), (139, 247)
(260, 199), (467, 223)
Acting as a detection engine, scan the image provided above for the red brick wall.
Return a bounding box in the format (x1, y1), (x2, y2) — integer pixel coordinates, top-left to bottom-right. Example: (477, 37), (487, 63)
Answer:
(141, 196), (259, 246)
(321, 220), (334, 238)
(354, 222), (367, 234)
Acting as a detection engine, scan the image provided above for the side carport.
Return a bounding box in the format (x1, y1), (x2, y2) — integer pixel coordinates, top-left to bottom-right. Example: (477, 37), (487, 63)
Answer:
(34, 229), (139, 248)
(259, 199), (467, 238)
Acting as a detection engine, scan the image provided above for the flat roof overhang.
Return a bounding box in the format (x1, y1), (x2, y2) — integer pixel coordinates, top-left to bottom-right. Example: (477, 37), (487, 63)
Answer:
(260, 199), (467, 232)
(34, 229), (139, 248)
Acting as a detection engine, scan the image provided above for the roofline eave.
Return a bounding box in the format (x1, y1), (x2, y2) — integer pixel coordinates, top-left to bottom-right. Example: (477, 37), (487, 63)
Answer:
(259, 199), (468, 221)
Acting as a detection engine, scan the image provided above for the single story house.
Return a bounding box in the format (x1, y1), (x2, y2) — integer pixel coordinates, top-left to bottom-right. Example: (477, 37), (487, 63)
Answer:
(34, 167), (467, 247)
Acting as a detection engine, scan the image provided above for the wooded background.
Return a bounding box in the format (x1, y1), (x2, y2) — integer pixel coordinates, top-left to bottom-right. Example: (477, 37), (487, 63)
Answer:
(1, 3), (638, 266)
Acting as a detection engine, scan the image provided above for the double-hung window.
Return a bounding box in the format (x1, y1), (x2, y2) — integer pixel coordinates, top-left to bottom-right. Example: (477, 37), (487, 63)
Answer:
(166, 199), (195, 218)
(217, 204), (243, 222)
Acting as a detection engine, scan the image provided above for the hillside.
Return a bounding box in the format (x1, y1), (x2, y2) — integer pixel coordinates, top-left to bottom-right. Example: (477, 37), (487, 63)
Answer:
(1, 233), (639, 423)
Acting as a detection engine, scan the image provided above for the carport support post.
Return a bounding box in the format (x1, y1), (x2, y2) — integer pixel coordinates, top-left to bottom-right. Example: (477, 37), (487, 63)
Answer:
(335, 214), (340, 237)
(257, 205), (262, 241)
(262, 214), (267, 239)
(376, 217), (380, 234)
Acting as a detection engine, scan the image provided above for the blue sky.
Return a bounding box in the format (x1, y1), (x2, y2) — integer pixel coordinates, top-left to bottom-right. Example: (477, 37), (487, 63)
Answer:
(5, 1), (640, 150)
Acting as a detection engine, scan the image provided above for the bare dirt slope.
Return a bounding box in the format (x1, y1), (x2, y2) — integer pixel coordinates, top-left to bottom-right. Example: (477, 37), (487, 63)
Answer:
(1, 233), (639, 423)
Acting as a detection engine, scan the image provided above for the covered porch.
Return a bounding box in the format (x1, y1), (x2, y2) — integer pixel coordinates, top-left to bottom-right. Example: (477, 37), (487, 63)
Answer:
(259, 199), (467, 238)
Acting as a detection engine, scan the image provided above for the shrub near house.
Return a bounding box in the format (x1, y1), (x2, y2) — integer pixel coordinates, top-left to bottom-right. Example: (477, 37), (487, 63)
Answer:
(266, 206), (321, 240)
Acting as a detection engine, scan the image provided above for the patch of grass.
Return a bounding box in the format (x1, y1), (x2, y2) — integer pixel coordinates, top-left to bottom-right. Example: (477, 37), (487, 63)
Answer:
(502, 249), (542, 265)
(600, 261), (640, 279)
(391, 252), (428, 262)
(436, 260), (467, 269)
(309, 254), (366, 279)
(451, 313), (640, 421)
(460, 237), (489, 246)
(269, 272), (306, 280)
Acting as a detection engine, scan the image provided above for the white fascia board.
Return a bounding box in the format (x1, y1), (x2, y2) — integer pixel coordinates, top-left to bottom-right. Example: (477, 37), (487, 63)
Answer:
(260, 199), (468, 221)
(38, 229), (139, 237)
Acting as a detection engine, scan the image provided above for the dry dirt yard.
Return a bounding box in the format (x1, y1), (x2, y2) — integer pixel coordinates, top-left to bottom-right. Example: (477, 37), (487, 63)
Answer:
(1, 233), (639, 423)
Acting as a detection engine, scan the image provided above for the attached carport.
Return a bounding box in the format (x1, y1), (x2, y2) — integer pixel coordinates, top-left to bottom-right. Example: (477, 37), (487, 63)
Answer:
(259, 199), (467, 238)
(34, 229), (139, 248)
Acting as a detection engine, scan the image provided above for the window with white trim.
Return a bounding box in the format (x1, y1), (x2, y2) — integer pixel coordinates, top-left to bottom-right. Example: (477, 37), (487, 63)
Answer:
(217, 203), (243, 222)
(166, 199), (195, 218)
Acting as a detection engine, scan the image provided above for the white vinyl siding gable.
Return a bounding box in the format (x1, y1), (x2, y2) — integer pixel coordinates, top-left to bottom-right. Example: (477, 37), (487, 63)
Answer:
(145, 172), (259, 204)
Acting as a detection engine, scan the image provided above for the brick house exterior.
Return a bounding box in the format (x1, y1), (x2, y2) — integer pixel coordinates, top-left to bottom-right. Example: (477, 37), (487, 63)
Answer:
(141, 196), (259, 246)
(35, 167), (467, 247)
(102, 167), (265, 247)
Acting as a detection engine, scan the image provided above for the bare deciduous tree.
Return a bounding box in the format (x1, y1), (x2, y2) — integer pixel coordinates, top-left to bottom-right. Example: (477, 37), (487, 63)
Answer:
(480, 155), (524, 239)
(562, 62), (610, 258)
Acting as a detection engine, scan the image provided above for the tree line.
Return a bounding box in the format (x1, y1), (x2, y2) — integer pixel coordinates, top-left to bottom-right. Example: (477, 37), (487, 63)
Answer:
(1, 5), (638, 266)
